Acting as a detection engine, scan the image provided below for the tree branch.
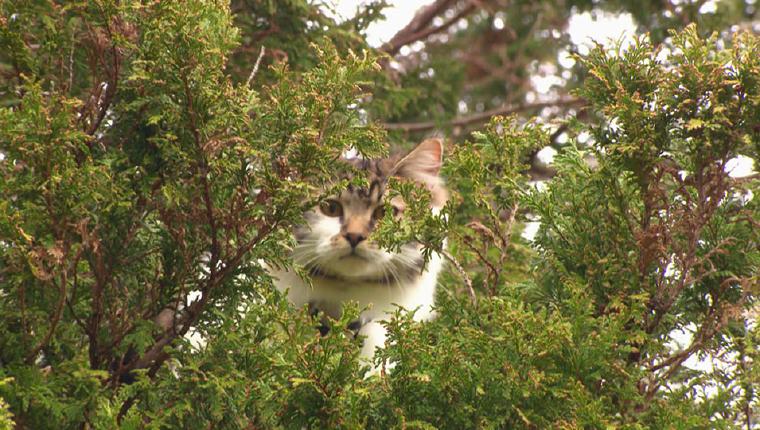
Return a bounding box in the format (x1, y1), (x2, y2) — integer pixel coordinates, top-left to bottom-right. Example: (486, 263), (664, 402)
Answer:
(111, 218), (281, 389)
(381, 0), (459, 56)
(382, 97), (585, 132)
(25, 272), (68, 364)
(382, 0), (478, 56)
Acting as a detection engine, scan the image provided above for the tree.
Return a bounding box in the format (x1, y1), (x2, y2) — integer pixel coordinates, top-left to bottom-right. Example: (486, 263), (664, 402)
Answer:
(0, 0), (758, 429)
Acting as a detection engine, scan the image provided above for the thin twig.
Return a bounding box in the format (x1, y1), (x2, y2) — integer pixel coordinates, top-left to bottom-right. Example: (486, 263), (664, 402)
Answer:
(68, 40), (75, 92)
(246, 46), (266, 87)
(440, 248), (476, 305)
(26, 272), (68, 364)
(382, 98), (585, 132)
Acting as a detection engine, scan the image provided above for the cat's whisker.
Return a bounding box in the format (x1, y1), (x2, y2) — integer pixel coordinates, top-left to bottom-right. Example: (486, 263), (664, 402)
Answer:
(293, 252), (324, 270)
(291, 250), (317, 263)
(379, 261), (395, 299)
(390, 259), (416, 280)
(385, 261), (404, 291)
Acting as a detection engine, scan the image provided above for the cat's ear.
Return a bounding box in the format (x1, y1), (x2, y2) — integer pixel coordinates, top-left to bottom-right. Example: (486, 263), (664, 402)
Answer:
(392, 137), (443, 181)
(392, 138), (447, 206)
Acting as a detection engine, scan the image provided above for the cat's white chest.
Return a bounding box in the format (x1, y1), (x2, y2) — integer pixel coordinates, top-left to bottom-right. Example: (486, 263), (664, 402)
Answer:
(271, 252), (443, 359)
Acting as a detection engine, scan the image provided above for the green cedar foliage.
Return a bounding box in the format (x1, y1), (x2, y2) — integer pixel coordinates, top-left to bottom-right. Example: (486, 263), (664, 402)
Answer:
(0, 378), (11, 430)
(0, 1), (759, 429)
(373, 0), (760, 142)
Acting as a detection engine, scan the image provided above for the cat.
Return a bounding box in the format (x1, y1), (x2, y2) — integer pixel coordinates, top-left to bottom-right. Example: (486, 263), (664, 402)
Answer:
(271, 138), (447, 364)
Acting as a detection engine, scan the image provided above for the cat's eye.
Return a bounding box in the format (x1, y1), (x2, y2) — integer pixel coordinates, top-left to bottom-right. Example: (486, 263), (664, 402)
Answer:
(319, 199), (343, 217)
(373, 204), (400, 220)
(372, 205), (386, 220)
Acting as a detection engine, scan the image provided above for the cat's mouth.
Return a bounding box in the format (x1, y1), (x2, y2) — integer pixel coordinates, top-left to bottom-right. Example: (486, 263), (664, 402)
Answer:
(339, 251), (368, 261)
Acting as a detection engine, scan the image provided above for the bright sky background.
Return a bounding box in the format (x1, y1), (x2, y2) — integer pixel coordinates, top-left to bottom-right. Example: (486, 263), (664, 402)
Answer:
(326, 0), (639, 48)
(327, 0), (437, 47)
(325, 0), (755, 180)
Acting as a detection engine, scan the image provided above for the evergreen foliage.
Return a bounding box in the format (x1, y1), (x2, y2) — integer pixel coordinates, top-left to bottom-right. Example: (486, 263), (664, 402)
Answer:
(1, 0), (759, 428)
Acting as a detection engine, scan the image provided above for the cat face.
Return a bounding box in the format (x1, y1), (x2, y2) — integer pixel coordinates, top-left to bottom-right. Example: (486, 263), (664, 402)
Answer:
(293, 138), (446, 283)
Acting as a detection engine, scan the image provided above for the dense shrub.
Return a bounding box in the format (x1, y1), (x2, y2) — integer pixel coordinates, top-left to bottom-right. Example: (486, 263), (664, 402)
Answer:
(1, 0), (758, 428)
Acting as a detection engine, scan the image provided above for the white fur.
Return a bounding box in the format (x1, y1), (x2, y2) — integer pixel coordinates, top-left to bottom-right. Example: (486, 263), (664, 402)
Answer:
(270, 210), (443, 364)
(272, 139), (446, 369)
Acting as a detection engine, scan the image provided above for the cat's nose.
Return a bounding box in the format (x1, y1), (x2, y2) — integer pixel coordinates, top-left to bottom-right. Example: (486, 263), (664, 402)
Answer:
(343, 232), (366, 249)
